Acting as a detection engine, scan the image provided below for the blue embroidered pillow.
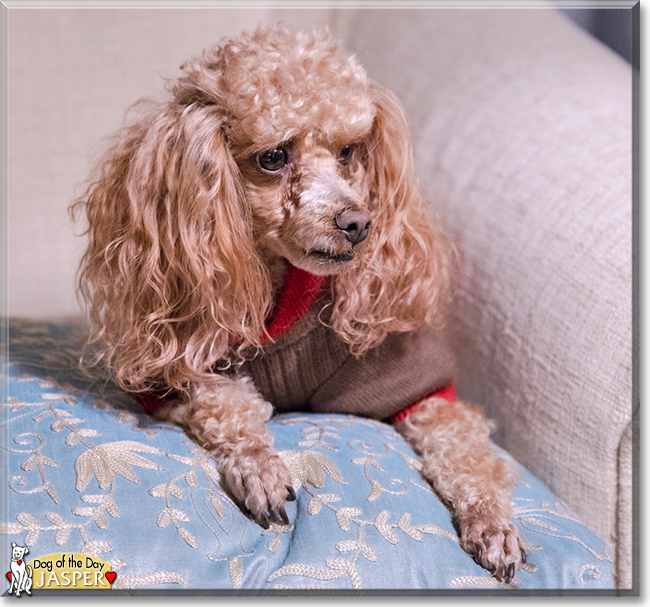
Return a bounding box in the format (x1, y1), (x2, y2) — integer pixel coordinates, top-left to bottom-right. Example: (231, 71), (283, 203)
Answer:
(1, 321), (613, 592)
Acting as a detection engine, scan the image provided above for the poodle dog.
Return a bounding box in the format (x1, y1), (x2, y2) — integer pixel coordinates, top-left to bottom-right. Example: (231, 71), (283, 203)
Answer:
(73, 27), (524, 581)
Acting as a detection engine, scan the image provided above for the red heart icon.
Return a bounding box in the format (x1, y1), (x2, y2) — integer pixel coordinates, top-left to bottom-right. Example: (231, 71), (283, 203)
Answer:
(105, 571), (117, 584)
(17, 561), (21, 566)
(6, 572), (11, 582)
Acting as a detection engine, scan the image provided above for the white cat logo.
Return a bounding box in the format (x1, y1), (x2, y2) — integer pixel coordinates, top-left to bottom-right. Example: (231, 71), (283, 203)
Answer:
(7, 543), (33, 597)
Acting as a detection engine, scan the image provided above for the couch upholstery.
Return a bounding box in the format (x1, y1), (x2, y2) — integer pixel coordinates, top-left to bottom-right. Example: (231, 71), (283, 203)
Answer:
(4, 4), (634, 591)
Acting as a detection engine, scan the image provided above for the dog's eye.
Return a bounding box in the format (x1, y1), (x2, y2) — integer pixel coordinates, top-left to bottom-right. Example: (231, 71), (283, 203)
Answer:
(339, 145), (353, 164)
(256, 148), (288, 173)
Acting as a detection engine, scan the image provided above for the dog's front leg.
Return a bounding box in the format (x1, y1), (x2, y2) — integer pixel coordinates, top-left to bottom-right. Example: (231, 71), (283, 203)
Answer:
(161, 376), (294, 528)
(396, 397), (525, 581)
(17, 573), (26, 596)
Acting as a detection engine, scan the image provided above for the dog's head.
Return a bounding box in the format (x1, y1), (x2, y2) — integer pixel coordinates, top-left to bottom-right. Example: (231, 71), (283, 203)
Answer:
(74, 27), (453, 392)
(180, 28), (375, 276)
(11, 543), (28, 562)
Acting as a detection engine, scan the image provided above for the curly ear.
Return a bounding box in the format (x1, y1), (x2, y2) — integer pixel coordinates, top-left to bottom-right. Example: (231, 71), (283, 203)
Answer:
(73, 101), (271, 393)
(331, 84), (455, 355)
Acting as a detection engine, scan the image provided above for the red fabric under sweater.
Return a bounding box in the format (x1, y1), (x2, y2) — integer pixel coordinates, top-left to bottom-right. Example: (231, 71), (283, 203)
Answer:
(388, 383), (456, 424)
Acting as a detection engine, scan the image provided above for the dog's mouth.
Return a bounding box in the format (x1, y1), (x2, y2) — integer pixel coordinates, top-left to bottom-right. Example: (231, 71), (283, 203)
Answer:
(307, 249), (354, 264)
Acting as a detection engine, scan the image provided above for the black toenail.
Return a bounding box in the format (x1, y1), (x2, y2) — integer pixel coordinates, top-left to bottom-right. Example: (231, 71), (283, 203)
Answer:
(278, 506), (290, 525)
(268, 508), (283, 525)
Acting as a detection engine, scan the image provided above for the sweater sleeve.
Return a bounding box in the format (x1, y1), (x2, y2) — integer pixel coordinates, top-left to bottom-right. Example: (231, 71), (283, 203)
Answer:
(308, 327), (456, 420)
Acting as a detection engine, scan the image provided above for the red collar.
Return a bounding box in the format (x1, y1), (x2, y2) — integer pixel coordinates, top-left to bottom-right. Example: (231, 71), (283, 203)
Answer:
(262, 264), (329, 344)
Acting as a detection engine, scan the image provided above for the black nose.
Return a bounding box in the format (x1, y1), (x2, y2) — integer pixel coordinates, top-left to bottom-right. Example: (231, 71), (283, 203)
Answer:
(335, 210), (371, 245)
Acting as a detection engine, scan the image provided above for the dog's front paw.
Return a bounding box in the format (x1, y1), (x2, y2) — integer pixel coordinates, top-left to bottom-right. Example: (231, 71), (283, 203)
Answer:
(456, 506), (525, 581)
(221, 445), (295, 529)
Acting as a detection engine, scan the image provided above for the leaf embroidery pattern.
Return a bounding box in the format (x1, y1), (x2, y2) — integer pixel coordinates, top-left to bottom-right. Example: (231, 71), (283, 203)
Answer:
(263, 523), (295, 554)
(147, 442), (236, 550)
(75, 441), (164, 491)
(296, 423), (342, 451)
(512, 498), (611, 563)
(8, 433), (60, 504)
(279, 450), (347, 489)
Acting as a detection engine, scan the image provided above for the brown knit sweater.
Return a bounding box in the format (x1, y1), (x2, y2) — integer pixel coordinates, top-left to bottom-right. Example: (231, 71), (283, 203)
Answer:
(233, 271), (456, 421)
